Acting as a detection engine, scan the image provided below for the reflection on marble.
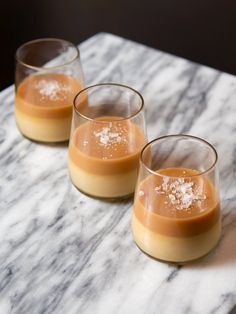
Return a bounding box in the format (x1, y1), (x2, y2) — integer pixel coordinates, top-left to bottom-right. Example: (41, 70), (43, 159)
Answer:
(1, 33), (236, 314)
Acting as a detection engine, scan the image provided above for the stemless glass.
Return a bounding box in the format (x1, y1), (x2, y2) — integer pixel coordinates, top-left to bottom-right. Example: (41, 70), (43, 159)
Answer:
(15, 38), (84, 143)
(68, 83), (147, 199)
(132, 135), (221, 263)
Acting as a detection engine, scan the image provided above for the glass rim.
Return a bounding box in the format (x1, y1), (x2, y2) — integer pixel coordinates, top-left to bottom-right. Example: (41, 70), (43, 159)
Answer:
(73, 83), (144, 122)
(15, 38), (80, 70)
(140, 134), (218, 178)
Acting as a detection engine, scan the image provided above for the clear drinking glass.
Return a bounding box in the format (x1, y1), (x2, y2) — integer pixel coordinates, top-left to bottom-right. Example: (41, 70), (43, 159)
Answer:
(15, 38), (84, 143)
(132, 135), (221, 263)
(68, 83), (147, 199)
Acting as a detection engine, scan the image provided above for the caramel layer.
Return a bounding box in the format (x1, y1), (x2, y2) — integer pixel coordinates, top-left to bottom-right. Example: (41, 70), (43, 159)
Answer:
(134, 167), (220, 237)
(15, 73), (82, 119)
(68, 117), (146, 175)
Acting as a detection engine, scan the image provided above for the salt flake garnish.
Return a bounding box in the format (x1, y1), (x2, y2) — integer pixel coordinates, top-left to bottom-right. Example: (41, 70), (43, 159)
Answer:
(35, 79), (70, 101)
(155, 176), (206, 210)
(94, 127), (123, 146)
(138, 190), (145, 197)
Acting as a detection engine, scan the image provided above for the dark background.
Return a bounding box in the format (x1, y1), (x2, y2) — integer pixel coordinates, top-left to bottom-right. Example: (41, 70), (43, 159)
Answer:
(1, 0), (236, 89)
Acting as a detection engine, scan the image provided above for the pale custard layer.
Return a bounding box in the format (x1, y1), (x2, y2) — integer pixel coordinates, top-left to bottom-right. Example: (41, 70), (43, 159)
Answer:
(132, 213), (221, 262)
(68, 158), (138, 198)
(15, 107), (71, 142)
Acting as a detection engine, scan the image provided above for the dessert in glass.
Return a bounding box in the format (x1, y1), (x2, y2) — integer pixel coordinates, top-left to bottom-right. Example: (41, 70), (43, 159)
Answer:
(132, 135), (221, 263)
(68, 83), (147, 199)
(15, 38), (84, 142)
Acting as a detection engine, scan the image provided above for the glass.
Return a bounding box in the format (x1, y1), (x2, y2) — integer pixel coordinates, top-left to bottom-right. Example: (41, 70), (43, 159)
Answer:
(68, 83), (147, 199)
(15, 38), (84, 143)
(132, 135), (221, 263)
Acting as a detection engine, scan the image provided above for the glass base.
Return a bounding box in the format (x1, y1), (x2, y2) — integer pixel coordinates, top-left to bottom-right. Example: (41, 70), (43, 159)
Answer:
(133, 240), (219, 265)
(18, 128), (69, 146)
(71, 180), (134, 202)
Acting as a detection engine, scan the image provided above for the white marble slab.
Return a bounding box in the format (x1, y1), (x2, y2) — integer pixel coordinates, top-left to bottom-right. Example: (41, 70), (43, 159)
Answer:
(1, 33), (236, 314)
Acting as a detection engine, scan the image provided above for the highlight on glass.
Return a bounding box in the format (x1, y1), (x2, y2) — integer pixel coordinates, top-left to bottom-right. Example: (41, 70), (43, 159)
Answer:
(15, 38), (84, 143)
(132, 135), (221, 263)
(68, 83), (147, 199)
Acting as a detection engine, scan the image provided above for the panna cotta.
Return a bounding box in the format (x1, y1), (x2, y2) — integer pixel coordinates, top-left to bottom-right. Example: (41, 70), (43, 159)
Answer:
(68, 116), (147, 198)
(15, 73), (82, 142)
(132, 167), (221, 263)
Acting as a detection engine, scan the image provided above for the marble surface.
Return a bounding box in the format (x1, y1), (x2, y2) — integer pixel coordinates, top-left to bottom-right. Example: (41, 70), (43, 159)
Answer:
(1, 33), (236, 314)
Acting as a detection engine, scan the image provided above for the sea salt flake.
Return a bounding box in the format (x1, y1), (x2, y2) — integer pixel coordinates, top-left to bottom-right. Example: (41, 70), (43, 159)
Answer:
(100, 135), (110, 145)
(138, 190), (145, 197)
(155, 186), (165, 194)
(168, 194), (176, 202)
(162, 177), (169, 191)
(178, 178), (184, 184)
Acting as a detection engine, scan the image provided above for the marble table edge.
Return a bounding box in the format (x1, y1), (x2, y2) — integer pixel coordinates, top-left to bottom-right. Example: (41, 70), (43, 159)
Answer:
(87, 32), (236, 80)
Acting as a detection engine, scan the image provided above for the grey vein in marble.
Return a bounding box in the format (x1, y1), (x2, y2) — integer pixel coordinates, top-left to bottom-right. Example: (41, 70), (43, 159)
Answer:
(1, 33), (236, 314)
